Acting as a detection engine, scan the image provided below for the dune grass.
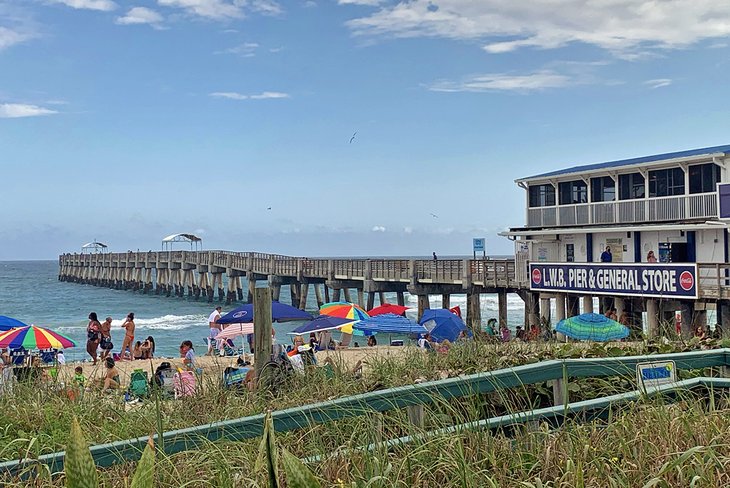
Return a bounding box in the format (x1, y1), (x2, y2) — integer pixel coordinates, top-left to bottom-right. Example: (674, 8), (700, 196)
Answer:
(1, 338), (730, 486)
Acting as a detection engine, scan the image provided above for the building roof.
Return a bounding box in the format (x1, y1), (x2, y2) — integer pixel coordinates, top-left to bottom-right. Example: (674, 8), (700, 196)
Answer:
(518, 144), (730, 183)
(499, 221), (726, 237)
(162, 233), (202, 243)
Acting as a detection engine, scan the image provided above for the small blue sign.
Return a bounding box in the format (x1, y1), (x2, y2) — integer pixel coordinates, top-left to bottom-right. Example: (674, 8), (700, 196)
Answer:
(473, 238), (485, 252)
(529, 262), (698, 299)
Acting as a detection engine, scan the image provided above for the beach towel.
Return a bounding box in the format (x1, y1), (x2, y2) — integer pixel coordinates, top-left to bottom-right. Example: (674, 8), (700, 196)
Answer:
(173, 371), (196, 398)
(129, 369), (149, 398)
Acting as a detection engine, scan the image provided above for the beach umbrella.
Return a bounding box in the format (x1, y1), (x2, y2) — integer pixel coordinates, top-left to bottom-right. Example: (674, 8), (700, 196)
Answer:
(555, 313), (629, 342)
(319, 302), (369, 335)
(218, 301), (312, 325)
(215, 323), (254, 341)
(418, 309), (471, 343)
(0, 316), (28, 331)
(355, 313), (426, 335)
(367, 303), (410, 317)
(0, 325), (76, 350)
(290, 316), (356, 335)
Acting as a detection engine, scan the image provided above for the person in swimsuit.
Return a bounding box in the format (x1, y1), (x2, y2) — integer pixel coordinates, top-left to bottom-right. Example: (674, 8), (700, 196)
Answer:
(86, 312), (101, 365)
(132, 341), (143, 360)
(119, 312), (135, 360)
(99, 316), (113, 361)
(102, 357), (120, 390)
(180, 340), (195, 371)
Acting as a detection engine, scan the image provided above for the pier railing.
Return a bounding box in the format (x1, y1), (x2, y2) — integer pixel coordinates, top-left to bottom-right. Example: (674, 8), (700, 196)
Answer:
(59, 251), (521, 289)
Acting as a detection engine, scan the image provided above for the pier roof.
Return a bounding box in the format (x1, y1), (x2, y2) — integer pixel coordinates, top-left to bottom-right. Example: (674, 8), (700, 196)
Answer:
(518, 144), (730, 183)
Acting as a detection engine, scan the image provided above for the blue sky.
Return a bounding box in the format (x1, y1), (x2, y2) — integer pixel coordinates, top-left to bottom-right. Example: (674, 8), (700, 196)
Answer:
(2, 0), (730, 259)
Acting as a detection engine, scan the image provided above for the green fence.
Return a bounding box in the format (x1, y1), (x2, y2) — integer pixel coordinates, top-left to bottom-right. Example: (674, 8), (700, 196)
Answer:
(1, 348), (728, 475)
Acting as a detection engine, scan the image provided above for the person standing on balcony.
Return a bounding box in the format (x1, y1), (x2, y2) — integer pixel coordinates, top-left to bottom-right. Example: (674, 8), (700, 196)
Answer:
(600, 246), (612, 263)
(647, 250), (657, 263)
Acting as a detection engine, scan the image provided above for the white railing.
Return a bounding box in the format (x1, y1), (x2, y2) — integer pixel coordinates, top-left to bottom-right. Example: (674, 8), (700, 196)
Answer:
(526, 192), (717, 228)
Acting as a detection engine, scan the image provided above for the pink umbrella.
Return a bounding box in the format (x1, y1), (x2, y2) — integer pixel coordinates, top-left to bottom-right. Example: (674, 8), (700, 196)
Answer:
(215, 323), (254, 341)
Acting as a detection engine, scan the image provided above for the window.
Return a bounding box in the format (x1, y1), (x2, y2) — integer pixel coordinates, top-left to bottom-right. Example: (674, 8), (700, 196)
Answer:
(591, 176), (616, 202)
(619, 172), (645, 200)
(689, 163), (720, 194)
(528, 184), (555, 207)
(558, 180), (588, 205)
(649, 168), (685, 197)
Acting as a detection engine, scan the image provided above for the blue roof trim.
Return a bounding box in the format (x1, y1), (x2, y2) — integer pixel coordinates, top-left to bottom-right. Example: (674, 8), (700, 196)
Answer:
(521, 144), (730, 181)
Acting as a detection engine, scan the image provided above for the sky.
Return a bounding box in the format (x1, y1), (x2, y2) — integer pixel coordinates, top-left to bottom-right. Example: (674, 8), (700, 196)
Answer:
(2, 0), (730, 260)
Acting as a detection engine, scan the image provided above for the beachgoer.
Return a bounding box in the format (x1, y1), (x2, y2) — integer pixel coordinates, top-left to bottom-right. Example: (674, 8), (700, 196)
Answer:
(56, 350), (66, 365)
(367, 335), (377, 347)
(308, 333), (318, 350)
(437, 339), (451, 354)
(207, 306), (222, 355)
(515, 326), (525, 341)
(485, 319), (497, 337)
(293, 335), (305, 349)
(646, 250), (657, 263)
(86, 312), (101, 365)
(457, 330), (468, 341)
(73, 366), (85, 388)
(180, 340), (195, 371)
(500, 324), (511, 342)
(119, 313), (135, 360)
(141, 336), (155, 359)
(132, 341), (143, 360)
(99, 316), (113, 360)
(101, 357), (120, 390)
(608, 308), (618, 321)
(418, 333), (433, 351)
(432, 252), (438, 261)
(600, 246), (612, 263)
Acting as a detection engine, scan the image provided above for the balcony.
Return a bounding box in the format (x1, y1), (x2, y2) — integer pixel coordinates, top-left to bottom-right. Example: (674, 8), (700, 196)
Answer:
(526, 192), (717, 228)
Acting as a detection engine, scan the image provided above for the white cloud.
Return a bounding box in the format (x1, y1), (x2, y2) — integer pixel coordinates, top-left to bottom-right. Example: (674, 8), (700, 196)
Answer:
(644, 78), (672, 89)
(157, 0), (281, 20)
(217, 42), (259, 56)
(0, 26), (33, 50)
(50, 0), (117, 11)
(344, 1), (730, 58)
(115, 7), (164, 27)
(0, 103), (58, 118)
(429, 70), (572, 92)
(372, 225), (386, 232)
(338, 0), (383, 5)
(403, 226), (413, 234)
(209, 91), (290, 100)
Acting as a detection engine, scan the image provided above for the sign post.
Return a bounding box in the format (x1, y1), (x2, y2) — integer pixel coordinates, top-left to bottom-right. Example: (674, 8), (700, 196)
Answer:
(472, 238), (486, 259)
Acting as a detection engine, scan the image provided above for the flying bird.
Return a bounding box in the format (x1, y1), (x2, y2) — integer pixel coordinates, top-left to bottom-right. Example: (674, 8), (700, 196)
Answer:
(267, 207), (272, 210)
(430, 213), (439, 219)
(349, 132), (357, 144)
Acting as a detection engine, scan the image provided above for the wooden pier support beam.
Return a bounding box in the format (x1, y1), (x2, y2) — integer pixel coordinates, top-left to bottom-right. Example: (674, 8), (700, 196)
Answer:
(540, 297), (551, 325)
(525, 292), (539, 330)
(324, 286), (331, 304)
(441, 294), (450, 310)
(248, 277), (256, 304)
(290, 283), (300, 307)
(299, 283), (309, 310)
(332, 288), (341, 302)
(314, 284), (324, 308)
(236, 276), (243, 301)
(378, 292), (386, 306)
(396, 292), (405, 307)
(357, 289), (365, 309)
(555, 293), (566, 341)
(417, 295), (430, 322)
(272, 284), (281, 302)
(466, 292), (481, 331)
(366, 292), (375, 311)
(679, 300), (695, 339)
(342, 288), (352, 304)
(646, 299), (659, 338)
(718, 300), (730, 338)
(497, 291), (508, 329)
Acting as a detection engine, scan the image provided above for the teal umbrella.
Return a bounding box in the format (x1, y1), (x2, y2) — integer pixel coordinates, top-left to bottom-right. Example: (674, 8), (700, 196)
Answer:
(555, 312), (629, 341)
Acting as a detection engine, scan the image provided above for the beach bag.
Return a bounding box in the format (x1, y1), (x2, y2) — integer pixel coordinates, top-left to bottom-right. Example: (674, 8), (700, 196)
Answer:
(129, 369), (149, 398)
(173, 371), (196, 398)
(223, 366), (249, 388)
(100, 336), (113, 350)
(288, 354), (305, 375)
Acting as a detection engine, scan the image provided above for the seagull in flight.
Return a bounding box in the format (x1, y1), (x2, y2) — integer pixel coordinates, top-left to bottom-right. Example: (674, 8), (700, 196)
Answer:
(267, 207), (272, 211)
(349, 131), (357, 144)
(430, 213), (439, 219)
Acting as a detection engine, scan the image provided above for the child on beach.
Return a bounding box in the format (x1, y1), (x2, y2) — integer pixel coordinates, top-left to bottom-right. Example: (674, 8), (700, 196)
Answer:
(73, 366), (85, 388)
(180, 341), (195, 371)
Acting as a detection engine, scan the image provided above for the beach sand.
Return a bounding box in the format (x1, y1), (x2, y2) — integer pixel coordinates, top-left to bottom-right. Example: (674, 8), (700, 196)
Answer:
(56, 345), (409, 386)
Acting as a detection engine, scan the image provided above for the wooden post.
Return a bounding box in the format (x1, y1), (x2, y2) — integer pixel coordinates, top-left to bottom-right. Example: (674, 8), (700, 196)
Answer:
(540, 297), (551, 326)
(467, 292), (481, 331)
(343, 288), (352, 303)
(272, 283), (281, 302)
(718, 300), (730, 338)
(290, 283), (299, 307)
(314, 284), (324, 308)
(498, 291), (508, 329)
(248, 276), (256, 303)
(378, 292), (386, 305)
(299, 283), (309, 310)
(333, 288), (341, 302)
(254, 287), (273, 385)
(555, 293), (566, 341)
(357, 289), (365, 308)
(441, 293), (450, 309)
(397, 291), (405, 306)
(646, 299), (659, 338)
(366, 292), (375, 310)
(417, 295), (430, 322)
(324, 286), (331, 303)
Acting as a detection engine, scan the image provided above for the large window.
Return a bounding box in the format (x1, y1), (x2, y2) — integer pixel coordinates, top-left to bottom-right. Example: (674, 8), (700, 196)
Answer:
(619, 172), (645, 200)
(558, 180), (588, 205)
(528, 184), (555, 207)
(689, 163), (720, 194)
(591, 176), (616, 202)
(649, 168), (685, 197)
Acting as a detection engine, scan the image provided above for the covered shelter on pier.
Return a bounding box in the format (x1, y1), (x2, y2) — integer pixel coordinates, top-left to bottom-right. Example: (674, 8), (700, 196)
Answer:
(80, 241), (108, 254)
(162, 233), (202, 251)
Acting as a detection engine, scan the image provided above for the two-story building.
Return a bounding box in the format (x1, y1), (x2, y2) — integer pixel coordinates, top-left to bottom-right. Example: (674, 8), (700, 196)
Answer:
(501, 144), (730, 337)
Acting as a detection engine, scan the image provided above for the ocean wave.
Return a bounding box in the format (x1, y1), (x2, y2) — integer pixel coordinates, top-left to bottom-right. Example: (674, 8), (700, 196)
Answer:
(56, 314), (205, 333)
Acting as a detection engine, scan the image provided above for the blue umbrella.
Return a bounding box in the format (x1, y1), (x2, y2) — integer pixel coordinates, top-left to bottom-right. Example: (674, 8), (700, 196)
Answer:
(0, 316), (27, 331)
(218, 301), (312, 325)
(419, 309), (471, 342)
(555, 312), (629, 342)
(355, 313), (427, 335)
(291, 315), (356, 335)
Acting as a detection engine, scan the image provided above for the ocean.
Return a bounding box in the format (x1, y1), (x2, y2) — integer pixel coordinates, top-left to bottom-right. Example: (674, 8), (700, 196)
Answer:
(0, 260), (527, 361)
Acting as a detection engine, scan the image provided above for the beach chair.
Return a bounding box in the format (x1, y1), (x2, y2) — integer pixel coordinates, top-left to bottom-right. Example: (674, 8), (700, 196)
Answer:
(129, 369), (149, 399)
(337, 333), (352, 349)
(223, 366), (250, 390)
(173, 371), (196, 398)
(152, 364), (176, 399)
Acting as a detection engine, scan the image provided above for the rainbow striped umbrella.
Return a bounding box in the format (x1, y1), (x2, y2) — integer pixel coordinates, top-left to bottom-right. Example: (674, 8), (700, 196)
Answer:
(319, 302), (369, 335)
(0, 325), (76, 350)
